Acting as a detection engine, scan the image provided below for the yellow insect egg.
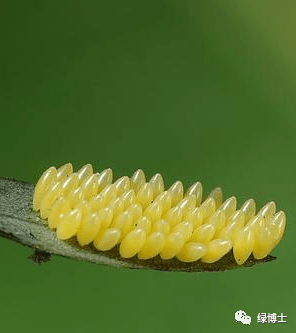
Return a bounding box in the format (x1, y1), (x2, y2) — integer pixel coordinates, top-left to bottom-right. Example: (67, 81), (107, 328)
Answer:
(168, 181), (184, 206)
(154, 191), (172, 214)
(31, 163), (287, 267)
(137, 231), (166, 259)
(93, 227), (121, 251)
(121, 189), (136, 209)
(112, 211), (133, 238)
(39, 182), (61, 219)
(160, 230), (186, 260)
(119, 227), (147, 258)
(240, 198), (256, 223)
(57, 208), (82, 240)
(126, 203), (142, 222)
(207, 187), (223, 207)
(183, 207), (203, 228)
(60, 173), (79, 197)
(56, 163), (73, 182)
(149, 173), (164, 198)
(136, 216), (152, 234)
(97, 168), (113, 191)
(33, 166), (57, 211)
(233, 225), (254, 265)
(144, 202), (162, 222)
(48, 196), (71, 229)
(77, 212), (101, 246)
(130, 169), (146, 193)
(269, 211), (286, 247)
(185, 181), (203, 205)
(176, 242), (207, 262)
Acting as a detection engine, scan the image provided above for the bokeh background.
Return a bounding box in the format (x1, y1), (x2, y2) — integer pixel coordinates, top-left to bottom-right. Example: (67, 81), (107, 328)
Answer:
(1, 1), (295, 332)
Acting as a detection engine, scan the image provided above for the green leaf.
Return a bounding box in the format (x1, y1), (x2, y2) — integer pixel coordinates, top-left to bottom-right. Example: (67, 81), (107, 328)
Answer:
(0, 177), (276, 272)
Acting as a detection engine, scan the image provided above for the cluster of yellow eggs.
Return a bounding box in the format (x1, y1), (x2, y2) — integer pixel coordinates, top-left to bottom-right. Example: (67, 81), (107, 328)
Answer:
(32, 163), (286, 265)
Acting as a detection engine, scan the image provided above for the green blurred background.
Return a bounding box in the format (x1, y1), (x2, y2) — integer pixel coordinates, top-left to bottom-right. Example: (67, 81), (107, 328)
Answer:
(1, 0), (295, 332)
